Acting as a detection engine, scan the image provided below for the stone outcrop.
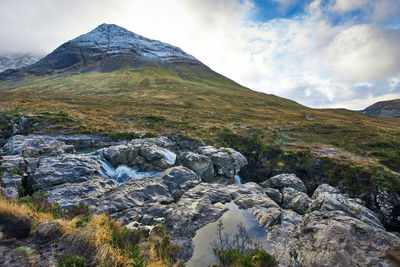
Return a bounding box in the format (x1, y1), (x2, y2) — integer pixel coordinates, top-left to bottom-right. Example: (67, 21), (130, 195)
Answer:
(1, 134), (398, 266)
(177, 151), (214, 182)
(198, 146), (247, 179)
(4, 135), (74, 158)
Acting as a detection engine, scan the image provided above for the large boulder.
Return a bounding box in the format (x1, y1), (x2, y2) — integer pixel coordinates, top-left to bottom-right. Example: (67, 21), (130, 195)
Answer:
(281, 187), (311, 215)
(3, 135), (74, 158)
(311, 184), (383, 228)
(102, 144), (141, 167)
(264, 187), (282, 204)
(293, 210), (399, 266)
(35, 222), (62, 242)
(42, 176), (118, 208)
(102, 143), (176, 172)
(177, 151), (214, 182)
(262, 173), (307, 193)
(198, 146), (247, 179)
(31, 154), (101, 190)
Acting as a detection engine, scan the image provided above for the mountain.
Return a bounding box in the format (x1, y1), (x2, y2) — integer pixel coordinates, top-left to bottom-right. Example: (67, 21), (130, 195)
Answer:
(0, 23), (212, 80)
(0, 52), (42, 73)
(363, 99), (400, 118)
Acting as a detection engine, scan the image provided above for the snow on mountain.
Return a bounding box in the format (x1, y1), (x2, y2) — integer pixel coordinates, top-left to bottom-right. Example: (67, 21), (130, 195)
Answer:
(0, 53), (43, 73)
(69, 23), (198, 63)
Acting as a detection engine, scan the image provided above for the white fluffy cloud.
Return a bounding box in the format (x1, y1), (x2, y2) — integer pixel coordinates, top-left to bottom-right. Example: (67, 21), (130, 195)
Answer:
(325, 25), (400, 81)
(0, 0), (400, 109)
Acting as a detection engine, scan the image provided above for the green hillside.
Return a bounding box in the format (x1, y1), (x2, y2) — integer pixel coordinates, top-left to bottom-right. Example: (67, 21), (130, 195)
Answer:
(1, 66), (400, 192)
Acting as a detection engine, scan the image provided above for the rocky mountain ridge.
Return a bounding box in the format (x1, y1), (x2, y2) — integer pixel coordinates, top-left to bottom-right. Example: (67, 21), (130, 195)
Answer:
(0, 24), (212, 80)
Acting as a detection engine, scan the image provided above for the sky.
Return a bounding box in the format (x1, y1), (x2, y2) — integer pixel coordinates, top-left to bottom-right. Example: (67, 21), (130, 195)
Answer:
(1, 0), (400, 110)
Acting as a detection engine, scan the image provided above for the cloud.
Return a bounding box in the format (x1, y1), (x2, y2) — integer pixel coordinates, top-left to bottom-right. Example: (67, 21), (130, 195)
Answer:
(0, 0), (400, 109)
(330, 0), (369, 13)
(324, 25), (400, 81)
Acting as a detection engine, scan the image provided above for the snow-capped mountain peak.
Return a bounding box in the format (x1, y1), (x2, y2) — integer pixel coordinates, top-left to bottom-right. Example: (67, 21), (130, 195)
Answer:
(69, 23), (197, 63)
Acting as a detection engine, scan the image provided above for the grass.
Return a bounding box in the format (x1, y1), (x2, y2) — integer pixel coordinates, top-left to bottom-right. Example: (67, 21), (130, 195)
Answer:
(0, 193), (180, 266)
(0, 66), (399, 193)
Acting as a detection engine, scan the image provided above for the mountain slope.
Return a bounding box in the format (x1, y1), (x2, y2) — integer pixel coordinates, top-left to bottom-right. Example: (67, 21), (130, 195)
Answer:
(363, 99), (400, 118)
(0, 53), (42, 73)
(0, 24), (213, 80)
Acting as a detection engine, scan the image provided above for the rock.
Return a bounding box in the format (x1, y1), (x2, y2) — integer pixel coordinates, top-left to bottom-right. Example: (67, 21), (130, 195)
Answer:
(198, 146), (247, 179)
(1, 155), (26, 173)
(35, 222), (61, 241)
(102, 143), (176, 172)
(0, 114), (14, 142)
(177, 151), (214, 182)
(43, 176), (118, 208)
(51, 134), (114, 149)
(159, 166), (199, 198)
(1, 173), (22, 198)
(131, 136), (177, 151)
(3, 135), (74, 157)
(311, 184), (383, 229)
(281, 187), (311, 215)
(102, 144), (140, 167)
(31, 154), (101, 190)
(293, 211), (399, 267)
(262, 173), (307, 193)
(264, 187), (282, 204)
(0, 214), (32, 239)
(140, 144), (176, 165)
(172, 137), (204, 151)
(0, 247), (31, 267)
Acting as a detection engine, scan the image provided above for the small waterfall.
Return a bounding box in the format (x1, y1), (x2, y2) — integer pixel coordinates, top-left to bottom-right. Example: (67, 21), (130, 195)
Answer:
(161, 148), (176, 164)
(234, 174), (242, 185)
(99, 156), (159, 184)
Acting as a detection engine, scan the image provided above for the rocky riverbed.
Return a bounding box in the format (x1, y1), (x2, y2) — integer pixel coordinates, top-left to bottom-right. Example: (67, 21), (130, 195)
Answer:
(1, 134), (399, 266)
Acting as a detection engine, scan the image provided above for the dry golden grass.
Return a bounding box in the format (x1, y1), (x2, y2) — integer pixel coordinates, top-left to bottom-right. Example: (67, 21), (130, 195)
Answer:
(0, 194), (172, 266)
(0, 194), (54, 230)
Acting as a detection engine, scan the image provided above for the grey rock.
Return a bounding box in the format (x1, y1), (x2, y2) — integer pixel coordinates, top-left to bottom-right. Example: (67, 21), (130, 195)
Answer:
(177, 151), (214, 182)
(31, 154), (101, 190)
(262, 173), (307, 193)
(3, 135), (74, 158)
(102, 144), (140, 167)
(35, 222), (61, 241)
(311, 184), (383, 229)
(198, 146), (247, 179)
(43, 176), (118, 208)
(281, 187), (311, 215)
(264, 187), (282, 204)
(1, 173), (22, 198)
(131, 136), (177, 151)
(1, 155), (26, 173)
(293, 210), (399, 267)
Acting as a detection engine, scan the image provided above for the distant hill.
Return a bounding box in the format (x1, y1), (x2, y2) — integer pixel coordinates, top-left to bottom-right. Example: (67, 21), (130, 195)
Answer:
(363, 99), (400, 118)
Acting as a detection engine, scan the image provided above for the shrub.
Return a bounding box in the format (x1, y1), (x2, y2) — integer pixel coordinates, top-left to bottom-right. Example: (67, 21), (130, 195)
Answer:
(57, 254), (86, 267)
(108, 131), (140, 141)
(68, 202), (91, 221)
(20, 192), (64, 218)
(211, 220), (278, 267)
